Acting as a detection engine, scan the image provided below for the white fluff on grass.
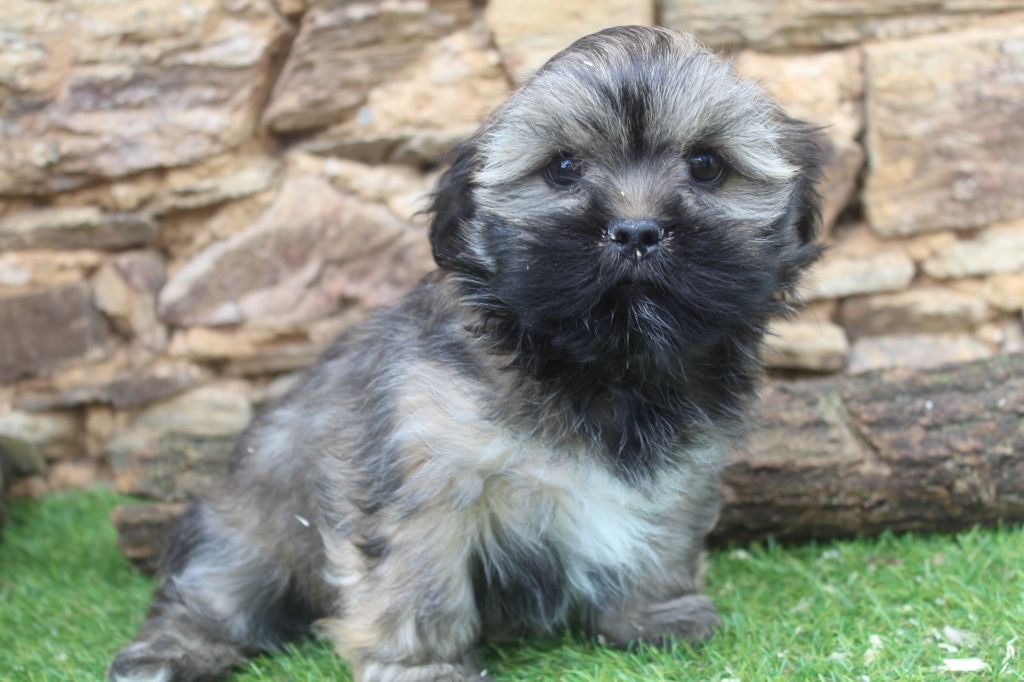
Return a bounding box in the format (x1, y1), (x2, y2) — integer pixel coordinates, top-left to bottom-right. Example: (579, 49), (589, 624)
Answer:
(941, 658), (988, 672)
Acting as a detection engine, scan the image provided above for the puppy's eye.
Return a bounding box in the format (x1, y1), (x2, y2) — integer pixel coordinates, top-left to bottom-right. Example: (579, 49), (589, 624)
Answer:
(687, 150), (726, 184)
(544, 154), (585, 188)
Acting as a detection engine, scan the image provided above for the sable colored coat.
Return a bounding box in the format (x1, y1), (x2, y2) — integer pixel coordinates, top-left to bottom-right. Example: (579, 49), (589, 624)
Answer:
(110, 27), (822, 682)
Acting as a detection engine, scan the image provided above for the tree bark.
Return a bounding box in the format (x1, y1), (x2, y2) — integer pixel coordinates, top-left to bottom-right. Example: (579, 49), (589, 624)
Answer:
(111, 354), (1024, 572)
(711, 353), (1024, 544)
(110, 502), (187, 574)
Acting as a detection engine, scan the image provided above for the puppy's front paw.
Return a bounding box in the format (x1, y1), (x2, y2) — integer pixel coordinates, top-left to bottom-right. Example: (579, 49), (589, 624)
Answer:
(597, 593), (721, 649)
(108, 646), (175, 682)
(109, 637), (246, 682)
(641, 593), (721, 645)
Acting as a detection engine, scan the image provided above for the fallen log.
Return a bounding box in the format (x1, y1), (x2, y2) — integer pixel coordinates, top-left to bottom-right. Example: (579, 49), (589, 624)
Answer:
(112, 354), (1024, 573)
(712, 352), (1023, 544)
(110, 502), (187, 574)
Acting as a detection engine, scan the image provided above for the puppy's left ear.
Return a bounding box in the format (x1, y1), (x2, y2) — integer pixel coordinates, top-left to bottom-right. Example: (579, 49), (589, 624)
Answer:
(774, 120), (826, 293)
(428, 139), (478, 271)
(783, 121), (826, 245)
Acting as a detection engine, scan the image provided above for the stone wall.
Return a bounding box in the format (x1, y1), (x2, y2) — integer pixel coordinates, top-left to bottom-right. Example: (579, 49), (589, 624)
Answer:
(1, 0), (1023, 499)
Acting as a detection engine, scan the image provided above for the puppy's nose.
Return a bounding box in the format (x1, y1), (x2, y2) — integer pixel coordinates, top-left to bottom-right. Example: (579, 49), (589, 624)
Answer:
(607, 219), (663, 261)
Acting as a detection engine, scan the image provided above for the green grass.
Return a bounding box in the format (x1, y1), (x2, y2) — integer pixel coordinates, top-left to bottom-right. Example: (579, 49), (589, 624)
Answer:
(1, 489), (1021, 681)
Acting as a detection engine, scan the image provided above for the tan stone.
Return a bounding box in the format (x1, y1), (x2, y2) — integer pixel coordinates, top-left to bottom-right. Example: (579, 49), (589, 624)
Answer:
(0, 409), (83, 468)
(42, 173), (163, 214)
(93, 266), (132, 324)
(319, 230), (434, 311)
(153, 157), (280, 215)
(903, 231), (959, 263)
(115, 383), (252, 440)
(96, 249), (169, 350)
(0, 251), (103, 291)
(659, 0), (1024, 50)
(387, 189), (435, 227)
(0, 0), (291, 194)
(848, 334), (992, 374)
(788, 300), (838, 326)
(763, 320), (848, 372)
(734, 48), (864, 141)
(994, 318), (1024, 353)
(272, 0), (307, 19)
(105, 174), (166, 212)
(107, 383), (253, 501)
(9, 476), (49, 499)
(975, 322), (1005, 348)
(25, 146), (273, 215)
(169, 327), (285, 362)
(9, 350), (127, 398)
(251, 371), (305, 406)
(0, 284), (111, 384)
(321, 158), (434, 206)
(167, 313), (360, 376)
(93, 251), (168, 352)
(802, 250), (916, 302)
(922, 223), (1024, 279)
(945, 277), (986, 298)
(46, 460), (99, 493)
(292, 154), (438, 224)
(817, 141), (865, 235)
(840, 288), (989, 336)
(157, 191), (277, 265)
(864, 24), (1024, 236)
(0, 207), (155, 251)
(487, 0), (654, 83)
(12, 360), (207, 411)
(983, 274), (1024, 313)
(84, 405), (125, 458)
(305, 27), (511, 163)
(736, 48), (867, 233)
(826, 222), (891, 258)
(222, 346), (323, 377)
(158, 170), (432, 329)
(264, 0), (474, 134)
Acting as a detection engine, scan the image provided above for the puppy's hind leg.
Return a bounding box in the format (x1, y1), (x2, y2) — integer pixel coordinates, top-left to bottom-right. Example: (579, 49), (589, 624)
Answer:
(109, 503), (308, 682)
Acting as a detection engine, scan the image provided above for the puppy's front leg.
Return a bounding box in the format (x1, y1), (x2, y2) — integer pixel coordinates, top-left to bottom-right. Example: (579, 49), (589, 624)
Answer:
(595, 485), (722, 649)
(321, 520), (482, 682)
(595, 592), (721, 649)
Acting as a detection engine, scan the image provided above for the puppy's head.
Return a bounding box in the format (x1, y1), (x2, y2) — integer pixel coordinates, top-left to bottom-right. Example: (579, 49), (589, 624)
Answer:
(430, 26), (822, 365)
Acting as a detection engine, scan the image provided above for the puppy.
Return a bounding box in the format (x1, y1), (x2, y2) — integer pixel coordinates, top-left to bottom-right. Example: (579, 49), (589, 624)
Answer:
(110, 26), (822, 682)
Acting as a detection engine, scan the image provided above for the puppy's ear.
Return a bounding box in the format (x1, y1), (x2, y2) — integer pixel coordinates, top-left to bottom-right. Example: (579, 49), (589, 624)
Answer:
(428, 139), (478, 271)
(783, 121), (826, 245)
(774, 120), (826, 293)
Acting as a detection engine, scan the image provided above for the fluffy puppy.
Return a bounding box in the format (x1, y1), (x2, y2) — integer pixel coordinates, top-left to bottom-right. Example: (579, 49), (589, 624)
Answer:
(110, 26), (822, 682)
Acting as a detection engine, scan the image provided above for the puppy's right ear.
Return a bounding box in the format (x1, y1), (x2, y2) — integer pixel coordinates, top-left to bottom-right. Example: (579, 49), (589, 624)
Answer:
(428, 139), (478, 271)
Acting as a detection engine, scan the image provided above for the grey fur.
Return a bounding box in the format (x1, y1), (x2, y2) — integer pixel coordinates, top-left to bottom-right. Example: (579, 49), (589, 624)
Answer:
(110, 26), (821, 682)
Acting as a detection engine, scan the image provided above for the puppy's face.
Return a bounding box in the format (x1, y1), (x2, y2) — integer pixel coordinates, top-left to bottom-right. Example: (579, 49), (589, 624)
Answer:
(431, 27), (822, 364)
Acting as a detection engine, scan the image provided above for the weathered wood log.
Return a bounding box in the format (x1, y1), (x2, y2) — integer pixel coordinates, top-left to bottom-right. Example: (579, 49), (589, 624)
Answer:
(712, 352), (1023, 544)
(110, 502), (187, 574)
(111, 354), (1024, 572)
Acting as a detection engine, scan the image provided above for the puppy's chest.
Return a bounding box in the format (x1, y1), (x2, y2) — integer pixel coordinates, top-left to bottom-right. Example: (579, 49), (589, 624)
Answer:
(393, 365), (700, 616)
(453, 443), (686, 633)
(468, 441), (680, 595)
(396, 369), (678, 563)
